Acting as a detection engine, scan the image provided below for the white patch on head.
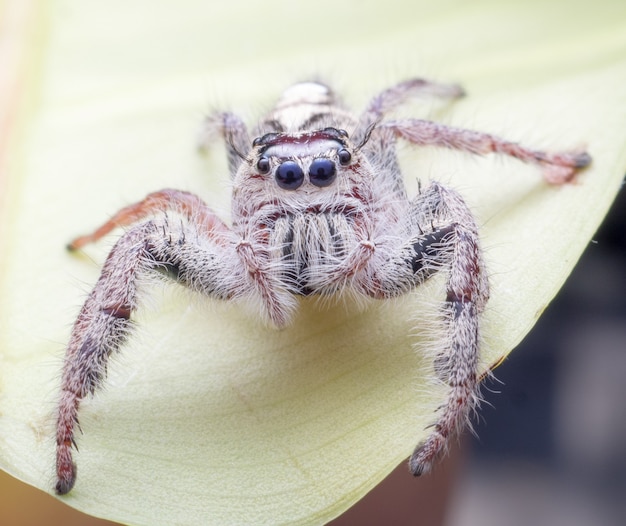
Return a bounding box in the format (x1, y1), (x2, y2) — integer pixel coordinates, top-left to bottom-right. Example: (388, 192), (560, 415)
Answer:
(276, 82), (333, 109)
(264, 139), (341, 159)
(269, 82), (336, 131)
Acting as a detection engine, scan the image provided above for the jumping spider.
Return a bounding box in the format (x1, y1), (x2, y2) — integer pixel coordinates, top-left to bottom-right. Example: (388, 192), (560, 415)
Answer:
(55, 78), (591, 495)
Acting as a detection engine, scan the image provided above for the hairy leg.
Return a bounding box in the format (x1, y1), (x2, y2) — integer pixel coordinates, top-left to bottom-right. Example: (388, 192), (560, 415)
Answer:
(357, 78), (465, 132)
(382, 118), (591, 184)
(68, 189), (231, 251)
(361, 183), (489, 475)
(410, 184), (488, 475)
(197, 111), (250, 177)
(57, 212), (292, 494)
(354, 79), (465, 202)
(57, 223), (156, 494)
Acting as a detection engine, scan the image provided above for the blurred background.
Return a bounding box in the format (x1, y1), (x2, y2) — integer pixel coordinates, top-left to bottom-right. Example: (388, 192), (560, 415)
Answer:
(1, 186), (623, 526)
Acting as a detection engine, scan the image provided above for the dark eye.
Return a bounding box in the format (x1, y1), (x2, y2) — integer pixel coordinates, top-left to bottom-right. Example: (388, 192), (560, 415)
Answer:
(338, 148), (351, 166)
(257, 157), (270, 174)
(309, 158), (337, 187)
(275, 161), (304, 190)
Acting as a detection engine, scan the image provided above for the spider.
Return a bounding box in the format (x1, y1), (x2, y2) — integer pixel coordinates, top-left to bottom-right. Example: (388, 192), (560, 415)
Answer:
(55, 77), (590, 495)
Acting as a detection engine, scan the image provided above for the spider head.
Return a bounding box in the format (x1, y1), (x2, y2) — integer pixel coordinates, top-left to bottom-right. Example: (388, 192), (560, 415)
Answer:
(231, 126), (373, 225)
(243, 127), (355, 191)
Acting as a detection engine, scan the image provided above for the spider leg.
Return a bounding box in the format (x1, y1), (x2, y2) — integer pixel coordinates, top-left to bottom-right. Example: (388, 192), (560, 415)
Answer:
(381, 118), (591, 184)
(68, 188), (231, 251)
(362, 182), (489, 475)
(357, 78), (465, 132)
(198, 111), (250, 177)
(352, 78), (465, 152)
(353, 79), (465, 202)
(56, 211), (292, 494)
(57, 222), (157, 495)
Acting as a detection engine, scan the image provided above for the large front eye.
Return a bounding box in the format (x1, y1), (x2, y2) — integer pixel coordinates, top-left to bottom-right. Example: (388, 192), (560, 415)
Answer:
(309, 158), (336, 187)
(275, 161), (304, 190)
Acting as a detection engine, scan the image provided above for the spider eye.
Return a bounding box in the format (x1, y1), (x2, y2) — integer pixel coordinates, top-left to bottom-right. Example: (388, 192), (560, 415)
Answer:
(338, 148), (351, 166)
(257, 156), (270, 174)
(309, 158), (337, 187)
(275, 161), (304, 190)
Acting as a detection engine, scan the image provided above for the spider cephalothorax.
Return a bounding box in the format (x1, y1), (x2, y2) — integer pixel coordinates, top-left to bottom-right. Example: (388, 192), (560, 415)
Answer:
(55, 78), (590, 494)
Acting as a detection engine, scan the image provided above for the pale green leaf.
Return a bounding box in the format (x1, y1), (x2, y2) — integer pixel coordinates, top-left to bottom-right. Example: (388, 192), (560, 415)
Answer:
(1, 0), (625, 525)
